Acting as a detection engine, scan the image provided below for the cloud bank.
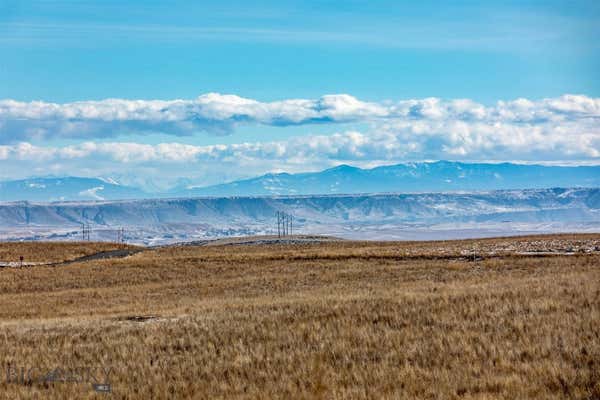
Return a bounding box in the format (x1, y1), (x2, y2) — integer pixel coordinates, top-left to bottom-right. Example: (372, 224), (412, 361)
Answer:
(0, 94), (388, 141)
(1, 114), (598, 187)
(0, 93), (598, 142)
(1, 120), (597, 167)
(1, 93), (598, 187)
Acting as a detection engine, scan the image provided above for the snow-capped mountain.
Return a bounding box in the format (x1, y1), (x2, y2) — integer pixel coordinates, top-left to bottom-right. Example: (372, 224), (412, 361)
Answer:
(1, 188), (598, 244)
(2, 162), (599, 202)
(0, 177), (148, 202)
(173, 161), (600, 197)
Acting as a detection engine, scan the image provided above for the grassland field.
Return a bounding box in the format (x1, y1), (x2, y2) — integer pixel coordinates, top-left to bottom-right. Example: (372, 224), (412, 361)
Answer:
(0, 234), (598, 399)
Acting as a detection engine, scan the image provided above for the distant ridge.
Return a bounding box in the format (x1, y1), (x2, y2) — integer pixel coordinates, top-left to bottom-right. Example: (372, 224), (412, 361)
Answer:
(1, 162), (599, 202)
(0, 177), (147, 202)
(0, 187), (598, 244)
(171, 161), (600, 197)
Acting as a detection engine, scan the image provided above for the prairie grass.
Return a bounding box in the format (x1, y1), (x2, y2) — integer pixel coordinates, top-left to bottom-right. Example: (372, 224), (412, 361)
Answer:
(0, 241), (137, 263)
(0, 234), (598, 399)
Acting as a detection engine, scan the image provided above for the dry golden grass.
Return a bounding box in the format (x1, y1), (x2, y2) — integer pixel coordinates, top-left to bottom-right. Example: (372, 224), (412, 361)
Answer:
(0, 241), (138, 263)
(0, 234), (598, 399)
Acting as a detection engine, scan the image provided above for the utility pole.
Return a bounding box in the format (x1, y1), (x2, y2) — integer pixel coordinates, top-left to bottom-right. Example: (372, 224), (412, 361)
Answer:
(276, 210), (295, 238)
(116, 227), (125, 244)
(276, 211), (281, 238)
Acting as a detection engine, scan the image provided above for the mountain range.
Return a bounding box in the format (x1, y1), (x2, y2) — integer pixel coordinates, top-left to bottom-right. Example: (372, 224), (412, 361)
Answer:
(1, 161), (599, 202)
(176, 161), (600, 197)
(0, 177), (147, 202)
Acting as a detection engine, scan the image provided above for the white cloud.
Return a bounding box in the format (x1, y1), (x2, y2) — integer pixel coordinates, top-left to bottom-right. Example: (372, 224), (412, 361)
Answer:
(0, 108), (598, 188)
(0, 93), (598, 188)
(0, 93), (389, 142)
(1, 93), (598, 143)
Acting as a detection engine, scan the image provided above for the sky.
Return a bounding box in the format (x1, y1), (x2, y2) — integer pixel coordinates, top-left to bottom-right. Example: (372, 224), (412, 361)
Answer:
(0, 0), (599, 189)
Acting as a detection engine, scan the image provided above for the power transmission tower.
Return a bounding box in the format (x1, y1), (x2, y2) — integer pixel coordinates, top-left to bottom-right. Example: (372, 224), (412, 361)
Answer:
(285, 213), (289, 236)
(116, 227), (125, 244)
(81, 223), (91, 241)
(275, 210), (294, 238)
(276, 211), (281, 238)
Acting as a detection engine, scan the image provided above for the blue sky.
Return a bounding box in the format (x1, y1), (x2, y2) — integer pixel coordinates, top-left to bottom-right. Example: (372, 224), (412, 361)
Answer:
(2, 0), (598, 103)
(0, 0), (599, 188)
